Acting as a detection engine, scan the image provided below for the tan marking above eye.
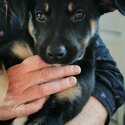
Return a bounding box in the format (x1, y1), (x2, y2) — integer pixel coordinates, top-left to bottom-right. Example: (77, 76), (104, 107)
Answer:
(68, 2), (74, 13)
(43, 3), (49, 12)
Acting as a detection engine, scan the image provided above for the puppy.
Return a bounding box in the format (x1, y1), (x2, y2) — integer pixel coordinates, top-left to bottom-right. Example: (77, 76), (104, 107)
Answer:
(0, 0), (125, 125)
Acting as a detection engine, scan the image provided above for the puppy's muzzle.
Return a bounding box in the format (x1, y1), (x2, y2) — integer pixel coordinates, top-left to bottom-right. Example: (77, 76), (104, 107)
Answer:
(38, 40), (83, 64)
(46, 45), (67, 60)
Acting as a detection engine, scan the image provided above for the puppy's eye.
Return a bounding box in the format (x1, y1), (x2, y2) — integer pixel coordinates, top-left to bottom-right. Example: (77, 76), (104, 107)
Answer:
(71, 10), (86, 23)
(36, 11), (47, 23)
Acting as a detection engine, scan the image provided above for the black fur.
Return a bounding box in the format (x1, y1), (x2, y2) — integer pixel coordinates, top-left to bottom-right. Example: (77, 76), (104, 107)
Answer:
(0, 0), (125, 125)
(0, 0), (10, 44)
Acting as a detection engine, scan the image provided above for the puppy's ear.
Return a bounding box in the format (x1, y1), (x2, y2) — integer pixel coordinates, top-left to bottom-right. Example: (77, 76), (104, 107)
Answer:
(98, 0), (125, 15)
(113, 0), (125, 15)
(9, 0), (30, 26)
(98, 0), (116, 15)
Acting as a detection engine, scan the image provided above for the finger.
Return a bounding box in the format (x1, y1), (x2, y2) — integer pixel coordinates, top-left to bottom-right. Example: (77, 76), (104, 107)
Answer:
(16, 97), (47, 117)
(19, 76), (77, 104)
(40, 76), (77, 96)
(22, 55), (52, 73)
(18, 84), (49, 104)
(26, 65), (81, 88)
(7, 55), (52, 75)
(15, 65), (80, 92)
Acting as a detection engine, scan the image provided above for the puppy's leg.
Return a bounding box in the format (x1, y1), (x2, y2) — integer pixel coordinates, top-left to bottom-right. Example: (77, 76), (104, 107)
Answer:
(0, 64), (9, 105)
(26, 81), (91, 125)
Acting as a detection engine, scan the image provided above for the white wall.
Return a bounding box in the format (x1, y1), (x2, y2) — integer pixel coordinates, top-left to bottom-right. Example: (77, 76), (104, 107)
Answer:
(99, 10), (125, 78)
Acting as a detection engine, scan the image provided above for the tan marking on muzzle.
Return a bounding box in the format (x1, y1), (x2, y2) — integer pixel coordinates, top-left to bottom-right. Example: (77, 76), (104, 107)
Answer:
(0, 65), (9, 105)
(12, 41), (33, 60)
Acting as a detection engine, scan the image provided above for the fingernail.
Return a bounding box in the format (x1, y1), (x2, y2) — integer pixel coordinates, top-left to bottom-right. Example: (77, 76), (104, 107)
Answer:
(69, 77), (77, 86)
(73, 65), (81, 74)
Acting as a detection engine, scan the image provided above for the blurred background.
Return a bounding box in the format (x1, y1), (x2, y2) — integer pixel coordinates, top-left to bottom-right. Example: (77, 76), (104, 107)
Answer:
(99, 10), (125, 125)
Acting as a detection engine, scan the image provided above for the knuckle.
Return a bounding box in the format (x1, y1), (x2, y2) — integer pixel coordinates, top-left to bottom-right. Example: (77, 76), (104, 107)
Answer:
(62, 66), (69, 75)
(65, 65), (81, 75)
(63, 66), (74, 75)
(30, 85), (44, 98)
(57, 66), (70, 76)
(23, 107), (32, 115)
(39, 85), (46, 96)
(40, 69), (50, 79)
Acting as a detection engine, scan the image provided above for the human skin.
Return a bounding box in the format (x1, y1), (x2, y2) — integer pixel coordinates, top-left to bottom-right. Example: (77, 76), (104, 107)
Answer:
(0, 55), (81, 120)
(66, 96), (108, 125)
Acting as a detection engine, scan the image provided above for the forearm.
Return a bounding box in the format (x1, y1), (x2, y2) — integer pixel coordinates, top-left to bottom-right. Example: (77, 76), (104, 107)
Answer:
(65, 96), (108, 125)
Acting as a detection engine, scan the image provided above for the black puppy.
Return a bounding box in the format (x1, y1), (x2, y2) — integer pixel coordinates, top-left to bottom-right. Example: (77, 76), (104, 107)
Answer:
(0, 0), (125, 125)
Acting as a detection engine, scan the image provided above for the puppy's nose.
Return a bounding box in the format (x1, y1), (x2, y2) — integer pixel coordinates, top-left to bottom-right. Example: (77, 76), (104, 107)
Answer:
(46, 45), (67, 59)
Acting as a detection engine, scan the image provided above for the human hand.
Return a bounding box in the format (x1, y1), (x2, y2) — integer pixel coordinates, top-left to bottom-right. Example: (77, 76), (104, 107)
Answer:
(0, 55), (81, 120)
